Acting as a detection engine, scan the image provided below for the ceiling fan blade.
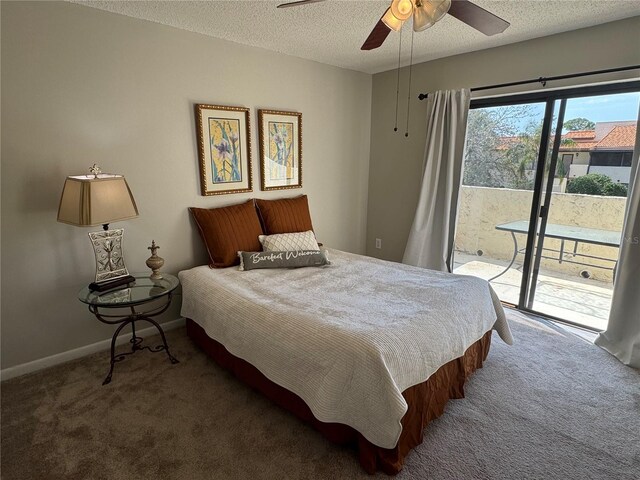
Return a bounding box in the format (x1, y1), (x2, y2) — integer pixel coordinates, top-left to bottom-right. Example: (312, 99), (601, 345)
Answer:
(277, 0), (326, 8)
(361, 20), (391, 51)
(448, 0), (510, 36)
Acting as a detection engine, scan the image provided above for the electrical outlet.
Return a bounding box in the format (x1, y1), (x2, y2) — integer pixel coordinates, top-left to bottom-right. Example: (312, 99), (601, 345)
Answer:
(375, 238), (382, 249)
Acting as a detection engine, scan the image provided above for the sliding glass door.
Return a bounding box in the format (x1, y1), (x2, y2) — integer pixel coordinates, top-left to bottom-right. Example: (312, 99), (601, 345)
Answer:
(453, 83), (640, 330)
(523, 91), (640, 329)
(454, 101), (547, 306)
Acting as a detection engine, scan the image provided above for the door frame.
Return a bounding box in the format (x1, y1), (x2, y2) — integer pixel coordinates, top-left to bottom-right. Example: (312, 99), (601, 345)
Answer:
(467, 80), (640, 330)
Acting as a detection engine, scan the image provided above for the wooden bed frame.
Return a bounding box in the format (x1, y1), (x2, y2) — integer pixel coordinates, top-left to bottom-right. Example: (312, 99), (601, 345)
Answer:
(186, 318), (492, 475)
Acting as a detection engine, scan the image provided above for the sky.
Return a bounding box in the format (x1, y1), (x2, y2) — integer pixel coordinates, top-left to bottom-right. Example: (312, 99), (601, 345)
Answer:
(564, 92), (640, 125)
(482, 91), (640, 134)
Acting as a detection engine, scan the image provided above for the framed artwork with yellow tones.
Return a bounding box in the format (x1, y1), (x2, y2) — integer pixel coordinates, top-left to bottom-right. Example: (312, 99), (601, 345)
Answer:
(194, 104), (252, 195)
(258, 109), (302, 191)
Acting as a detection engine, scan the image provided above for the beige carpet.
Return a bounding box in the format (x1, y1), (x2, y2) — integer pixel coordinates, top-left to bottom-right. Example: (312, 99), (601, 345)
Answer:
(2, 311), (639, 479)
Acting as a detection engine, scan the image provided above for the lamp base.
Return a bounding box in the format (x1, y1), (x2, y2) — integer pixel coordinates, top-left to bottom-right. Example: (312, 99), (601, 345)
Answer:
(89, 275), (136, 292)
(88, 228), (133, 290)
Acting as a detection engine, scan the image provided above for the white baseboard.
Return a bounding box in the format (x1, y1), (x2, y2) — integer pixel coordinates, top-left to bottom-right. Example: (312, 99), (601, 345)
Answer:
(0, 317), (186, 382)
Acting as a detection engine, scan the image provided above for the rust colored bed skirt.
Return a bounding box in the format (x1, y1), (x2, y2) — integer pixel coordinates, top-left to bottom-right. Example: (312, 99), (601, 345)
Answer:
(186, 318), (492, 475)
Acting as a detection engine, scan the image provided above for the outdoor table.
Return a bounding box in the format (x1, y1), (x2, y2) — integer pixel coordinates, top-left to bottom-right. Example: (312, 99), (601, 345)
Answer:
(489, 220), (621, 282)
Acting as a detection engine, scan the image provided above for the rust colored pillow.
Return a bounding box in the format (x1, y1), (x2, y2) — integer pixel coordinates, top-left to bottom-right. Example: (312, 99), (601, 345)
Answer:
(255, 195), (314, 235)
(189, 200), (264, 268)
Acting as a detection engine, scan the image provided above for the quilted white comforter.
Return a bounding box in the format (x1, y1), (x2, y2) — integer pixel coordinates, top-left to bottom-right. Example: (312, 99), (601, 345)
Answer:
(179, 249), (512, 449)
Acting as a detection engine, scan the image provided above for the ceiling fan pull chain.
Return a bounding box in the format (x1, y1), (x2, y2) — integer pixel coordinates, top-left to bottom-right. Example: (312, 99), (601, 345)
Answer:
(394, 26), (403, 132)
(405, 25), (415, 138)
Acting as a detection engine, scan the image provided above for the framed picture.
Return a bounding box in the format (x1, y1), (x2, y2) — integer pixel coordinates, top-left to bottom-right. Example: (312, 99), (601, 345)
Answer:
(258, 109), (302, 191)
(194, 104), (252, 195)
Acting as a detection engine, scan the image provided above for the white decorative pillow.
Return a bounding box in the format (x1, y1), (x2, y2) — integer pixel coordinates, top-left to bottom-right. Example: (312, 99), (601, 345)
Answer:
(258, 230), (319, 252)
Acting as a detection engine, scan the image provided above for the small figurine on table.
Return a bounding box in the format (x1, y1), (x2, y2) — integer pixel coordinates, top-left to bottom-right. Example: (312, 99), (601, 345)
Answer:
(146, 240), (165, 280)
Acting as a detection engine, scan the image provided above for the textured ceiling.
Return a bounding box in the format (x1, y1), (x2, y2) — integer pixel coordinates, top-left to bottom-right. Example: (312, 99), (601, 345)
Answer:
(73, 1), (640, 74)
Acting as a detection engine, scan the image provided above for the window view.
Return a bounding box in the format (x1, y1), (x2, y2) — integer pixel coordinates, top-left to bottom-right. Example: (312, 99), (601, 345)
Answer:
(453, 102), (546, 306)
(454, 91), (639, 331)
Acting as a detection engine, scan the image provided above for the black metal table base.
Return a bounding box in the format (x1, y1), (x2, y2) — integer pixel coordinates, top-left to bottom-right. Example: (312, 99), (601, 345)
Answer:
(103, 317), (179, 385)
(488, 231), (519, 282)
(88, 294), (179, 386)
(488, 231), (619, 284)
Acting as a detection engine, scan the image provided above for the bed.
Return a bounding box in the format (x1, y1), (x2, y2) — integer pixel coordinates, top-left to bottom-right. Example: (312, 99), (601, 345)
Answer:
(179, 247), (512, 474)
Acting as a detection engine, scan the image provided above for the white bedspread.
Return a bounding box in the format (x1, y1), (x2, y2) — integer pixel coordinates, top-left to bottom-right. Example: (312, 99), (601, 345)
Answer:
(179, 249), (512, 449)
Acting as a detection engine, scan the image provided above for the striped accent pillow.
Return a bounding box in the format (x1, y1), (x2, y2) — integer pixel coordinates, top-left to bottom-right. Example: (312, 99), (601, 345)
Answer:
(255, 195), (314, 234)
(189, 200), (264, 268)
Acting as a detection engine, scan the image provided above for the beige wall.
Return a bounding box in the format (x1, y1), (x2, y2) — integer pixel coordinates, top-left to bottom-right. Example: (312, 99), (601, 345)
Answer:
(456, 186), (625, 282)
(366, 16), (640, 262)
(1, 2), (372, 368)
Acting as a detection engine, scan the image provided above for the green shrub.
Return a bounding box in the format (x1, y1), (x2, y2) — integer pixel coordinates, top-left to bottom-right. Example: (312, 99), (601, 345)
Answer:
(567, 174), (610, 195)
(603, 182), (628, 197)
(567, 173), (627, 197)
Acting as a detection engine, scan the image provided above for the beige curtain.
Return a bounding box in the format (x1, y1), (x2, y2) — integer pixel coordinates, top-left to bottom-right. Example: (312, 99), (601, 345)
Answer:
(403, 89), (471, 271)
(595, 113), (640, 368)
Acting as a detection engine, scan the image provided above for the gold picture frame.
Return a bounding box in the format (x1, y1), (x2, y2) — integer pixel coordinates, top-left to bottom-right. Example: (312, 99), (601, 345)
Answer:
(258, 109), (302, 191)
(194, 104), (253, 195)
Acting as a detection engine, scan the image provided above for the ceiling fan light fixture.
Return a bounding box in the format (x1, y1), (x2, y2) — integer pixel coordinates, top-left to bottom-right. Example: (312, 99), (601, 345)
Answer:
(413, 0), (451, 32)
(381, 7), (405, 32)
(390, 0), (414, 21)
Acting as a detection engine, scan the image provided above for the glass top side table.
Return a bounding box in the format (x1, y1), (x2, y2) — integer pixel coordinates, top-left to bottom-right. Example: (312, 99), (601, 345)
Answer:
(79, 273), (180, 385)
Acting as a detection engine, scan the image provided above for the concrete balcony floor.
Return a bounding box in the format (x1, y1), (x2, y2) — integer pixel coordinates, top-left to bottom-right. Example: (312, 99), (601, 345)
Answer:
(453, 252), (613, 331)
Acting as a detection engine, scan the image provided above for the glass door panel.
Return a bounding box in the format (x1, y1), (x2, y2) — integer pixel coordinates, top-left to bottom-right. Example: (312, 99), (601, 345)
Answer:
(453, 102), (547, 305)
(525, 91), (640, 330)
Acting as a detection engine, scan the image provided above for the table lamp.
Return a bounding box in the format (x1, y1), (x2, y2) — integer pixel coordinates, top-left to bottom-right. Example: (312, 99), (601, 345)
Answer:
(57, 164), (139, 291)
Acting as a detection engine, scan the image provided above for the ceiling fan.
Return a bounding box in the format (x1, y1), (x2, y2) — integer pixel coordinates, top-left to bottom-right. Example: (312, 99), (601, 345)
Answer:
(277, 0), (510, 50)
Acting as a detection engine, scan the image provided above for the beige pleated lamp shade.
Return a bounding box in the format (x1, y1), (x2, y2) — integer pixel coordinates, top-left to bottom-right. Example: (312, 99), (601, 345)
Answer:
(57, 174), (139, 227)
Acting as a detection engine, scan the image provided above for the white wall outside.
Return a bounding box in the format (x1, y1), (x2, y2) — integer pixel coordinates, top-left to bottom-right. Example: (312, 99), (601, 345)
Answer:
(589, 166), (632, 184)
(569, 164), (590, 178)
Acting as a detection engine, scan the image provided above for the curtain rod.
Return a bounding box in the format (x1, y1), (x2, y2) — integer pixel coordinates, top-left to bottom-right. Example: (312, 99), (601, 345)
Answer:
(417, 65), (640, 100)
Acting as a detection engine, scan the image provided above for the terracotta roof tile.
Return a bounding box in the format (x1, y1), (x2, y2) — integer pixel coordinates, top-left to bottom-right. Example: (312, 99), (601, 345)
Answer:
(559, 141), (598, 151)
(498, 124), (636, 153)
(496, 136), (521, 150)
(565, 130), (595, 139)
(594, 125), (636, 149)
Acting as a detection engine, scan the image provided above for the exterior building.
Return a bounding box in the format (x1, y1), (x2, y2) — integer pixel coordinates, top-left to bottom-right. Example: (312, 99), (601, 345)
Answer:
(562, 121), (636, 185)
